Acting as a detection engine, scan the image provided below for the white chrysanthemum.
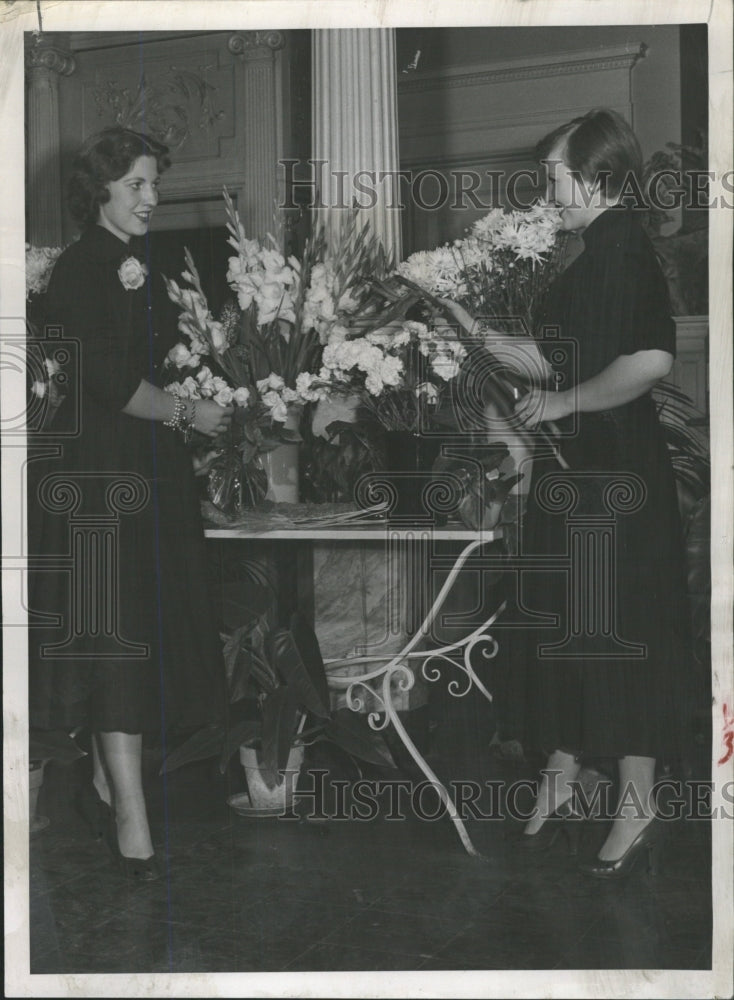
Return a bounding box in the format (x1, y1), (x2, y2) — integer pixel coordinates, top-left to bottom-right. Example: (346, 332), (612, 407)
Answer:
(26, 245), (64, 297)
(397, 245), (466, 298)
(469, 208), (506, 241)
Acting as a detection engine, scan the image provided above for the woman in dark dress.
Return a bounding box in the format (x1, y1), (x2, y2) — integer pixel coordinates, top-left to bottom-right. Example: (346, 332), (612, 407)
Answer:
(28, 128), (233, 879)
(510, 109), (691, 876)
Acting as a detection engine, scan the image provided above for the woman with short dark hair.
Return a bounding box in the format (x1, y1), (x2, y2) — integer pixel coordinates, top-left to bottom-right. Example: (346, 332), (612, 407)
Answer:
(510, 108), (691, 877)
(28, 127), (233, 880)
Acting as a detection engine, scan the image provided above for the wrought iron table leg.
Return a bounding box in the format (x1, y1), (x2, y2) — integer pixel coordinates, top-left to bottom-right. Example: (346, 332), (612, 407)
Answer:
(327, 537), (503, 857)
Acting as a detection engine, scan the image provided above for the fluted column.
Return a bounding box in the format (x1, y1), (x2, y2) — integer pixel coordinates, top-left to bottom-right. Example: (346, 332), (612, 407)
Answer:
(25, 36), (76, 247)
(229, 31), (286, 242)
(312, 29), (402, 261)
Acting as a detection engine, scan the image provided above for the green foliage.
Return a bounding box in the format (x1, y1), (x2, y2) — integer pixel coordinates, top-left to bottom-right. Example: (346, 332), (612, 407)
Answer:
(300, 418), (384, 503)
(652, 380), (710, 499)
(161, 611), (396, 788)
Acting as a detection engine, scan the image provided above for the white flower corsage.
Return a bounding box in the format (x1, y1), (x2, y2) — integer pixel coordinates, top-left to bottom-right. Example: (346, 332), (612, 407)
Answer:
(118, 256), (148, 291)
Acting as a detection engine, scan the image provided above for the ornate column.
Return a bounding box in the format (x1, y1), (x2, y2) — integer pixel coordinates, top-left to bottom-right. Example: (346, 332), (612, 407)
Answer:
(312, 29), (402, 261)
(310, 32), (409, 693)
(25, 35), (76, 247)
(228, 31), (286, 242)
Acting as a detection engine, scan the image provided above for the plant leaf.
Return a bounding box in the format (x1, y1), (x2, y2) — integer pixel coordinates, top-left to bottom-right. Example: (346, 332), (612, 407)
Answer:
(160, 723), (225, 774)
(218, 719), (261, 774)
(267, 612), (331, 719)
(260, 687), (301, 788)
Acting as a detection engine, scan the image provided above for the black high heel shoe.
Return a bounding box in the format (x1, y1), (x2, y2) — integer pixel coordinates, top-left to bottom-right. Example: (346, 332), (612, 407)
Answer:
(77, 782), (114, 842)
(578, 817), (662, 880)
(516, 796), (583, 856)
(100, 813), (161, 882)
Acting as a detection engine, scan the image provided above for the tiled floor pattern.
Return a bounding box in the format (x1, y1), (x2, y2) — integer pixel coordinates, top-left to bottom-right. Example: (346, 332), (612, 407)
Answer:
(29, 711), (712, 976)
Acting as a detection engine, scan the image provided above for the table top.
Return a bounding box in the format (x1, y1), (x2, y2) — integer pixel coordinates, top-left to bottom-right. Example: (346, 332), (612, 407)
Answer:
(201, 500), (504, 542)
(205, 523), (503, 541)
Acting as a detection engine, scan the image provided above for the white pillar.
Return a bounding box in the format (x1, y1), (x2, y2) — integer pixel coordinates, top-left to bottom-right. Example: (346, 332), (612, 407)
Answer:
(25, 37), (76, 247)
(312, 29), (402, 262)
(228, 31), (286, 242)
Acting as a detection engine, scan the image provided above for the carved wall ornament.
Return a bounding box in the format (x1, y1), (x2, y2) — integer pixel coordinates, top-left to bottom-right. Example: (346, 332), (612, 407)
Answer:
(91, 67), (226, 150)
(227, 32), (286, 59)
(25, 43), (76, 77)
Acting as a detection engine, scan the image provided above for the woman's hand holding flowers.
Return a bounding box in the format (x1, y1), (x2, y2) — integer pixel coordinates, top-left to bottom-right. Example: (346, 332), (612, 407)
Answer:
(195, 399), (235, 439)
(436, 297), (480, 336)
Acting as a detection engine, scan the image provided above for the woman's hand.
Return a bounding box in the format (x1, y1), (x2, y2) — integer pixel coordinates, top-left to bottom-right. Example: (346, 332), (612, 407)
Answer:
(191, 448), (221, 477)
(514, 388), (573, 428)
(436, 297), (478, 335)
(195, 400), (234, 439)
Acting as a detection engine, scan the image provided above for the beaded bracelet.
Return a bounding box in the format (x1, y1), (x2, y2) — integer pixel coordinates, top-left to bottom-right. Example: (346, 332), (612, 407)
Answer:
(181, 399), (197, 444)
(163, 396), (186, 431)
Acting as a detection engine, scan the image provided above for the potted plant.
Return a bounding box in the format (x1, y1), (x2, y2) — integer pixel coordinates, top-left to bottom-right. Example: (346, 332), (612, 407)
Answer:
(28, 729), (86, 834)
(162, 611), (396, 811)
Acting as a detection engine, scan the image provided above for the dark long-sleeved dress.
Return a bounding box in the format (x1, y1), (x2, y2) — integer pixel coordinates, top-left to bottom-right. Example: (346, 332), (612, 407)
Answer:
(28, 224), (225, 735)
(513, 206), (692, 761)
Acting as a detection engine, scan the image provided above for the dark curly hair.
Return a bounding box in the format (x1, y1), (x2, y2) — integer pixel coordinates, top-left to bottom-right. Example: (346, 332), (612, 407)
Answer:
(67, 127), (171, 228)
(535, 108), (642, 200)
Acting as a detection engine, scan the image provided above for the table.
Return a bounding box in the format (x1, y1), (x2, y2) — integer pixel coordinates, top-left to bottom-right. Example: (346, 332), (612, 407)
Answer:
(205, 516), (506, 857)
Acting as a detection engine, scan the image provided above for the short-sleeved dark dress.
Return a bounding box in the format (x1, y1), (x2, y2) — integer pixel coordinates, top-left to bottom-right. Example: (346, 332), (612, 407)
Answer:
(28, 224), (226, 735)
(512, 205), (691, 761)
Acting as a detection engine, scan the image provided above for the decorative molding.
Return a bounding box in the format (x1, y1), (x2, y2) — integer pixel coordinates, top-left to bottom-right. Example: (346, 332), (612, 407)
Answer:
(25, 44), (76, 76)
(69, 31), (215, 52)
(228, 31), (286, 60)
(398, 42), (648, 94)
(91, 68), (226, 150)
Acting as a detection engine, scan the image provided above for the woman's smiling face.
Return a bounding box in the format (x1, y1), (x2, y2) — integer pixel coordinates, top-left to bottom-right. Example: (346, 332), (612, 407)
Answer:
(97, 155), (160, 243)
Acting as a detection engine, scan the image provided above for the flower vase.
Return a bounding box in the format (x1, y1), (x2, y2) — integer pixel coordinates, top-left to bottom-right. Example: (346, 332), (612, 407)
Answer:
(262, 405), (301, 504)
(382, 431), (442, 520)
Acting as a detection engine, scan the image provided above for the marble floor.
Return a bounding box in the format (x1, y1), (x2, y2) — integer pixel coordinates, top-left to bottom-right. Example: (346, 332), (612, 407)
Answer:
(29, 695), (713, 979)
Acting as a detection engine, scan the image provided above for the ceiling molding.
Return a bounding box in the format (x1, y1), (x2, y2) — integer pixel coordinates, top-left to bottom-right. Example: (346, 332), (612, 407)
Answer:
(398, 42), (648, 94)
(68, 31), (225, 52)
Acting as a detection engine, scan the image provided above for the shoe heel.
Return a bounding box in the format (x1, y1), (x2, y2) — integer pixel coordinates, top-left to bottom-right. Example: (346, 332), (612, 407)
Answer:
(77, 784), (113, 841)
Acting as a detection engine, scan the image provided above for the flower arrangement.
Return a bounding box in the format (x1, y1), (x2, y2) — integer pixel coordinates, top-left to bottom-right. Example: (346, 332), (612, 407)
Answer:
(25, 244), (64, 299)
(222, 189), (390, 388)
(25, 244), (68, 429)
(397, 201), (567, 335)
(162, 191), (393, 511)
(299, 319), (466, 434)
